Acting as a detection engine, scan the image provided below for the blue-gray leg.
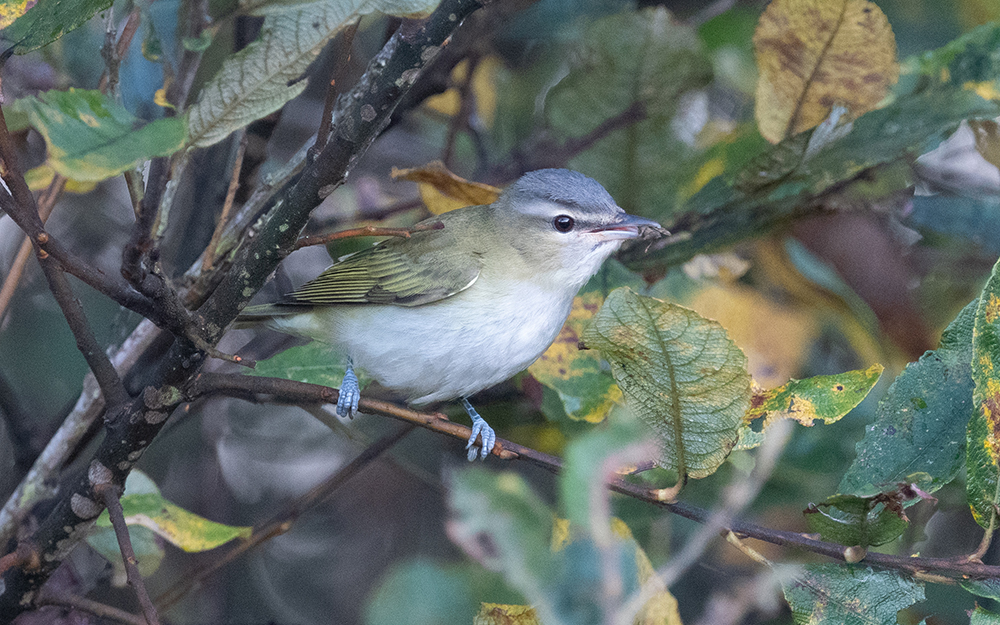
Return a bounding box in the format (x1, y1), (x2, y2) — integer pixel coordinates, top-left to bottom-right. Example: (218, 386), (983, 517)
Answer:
(337, 362), (360, 418)
(461, 397), (495, 461)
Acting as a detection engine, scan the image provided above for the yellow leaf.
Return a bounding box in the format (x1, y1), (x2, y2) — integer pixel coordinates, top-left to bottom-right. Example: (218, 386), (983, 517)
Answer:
(753, 0), (898, 143)
(688, 284), (817, 389)
(25, 164), (97, 194)
(0, 0), (30, 28)
(474, 603), (541, 625)
(391, 161), (501, 214)
(424, 57), (499, 127)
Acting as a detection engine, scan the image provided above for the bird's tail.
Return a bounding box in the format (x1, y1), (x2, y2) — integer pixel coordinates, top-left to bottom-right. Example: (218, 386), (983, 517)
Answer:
(233, 303), (310, 329)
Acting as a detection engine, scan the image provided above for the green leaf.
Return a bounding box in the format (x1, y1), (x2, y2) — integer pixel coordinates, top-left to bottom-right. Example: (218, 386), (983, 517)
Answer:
(528, 261), (644, 423)
(528, 291), (621, 423)
(907, 22), (1000, 87)
(545, 7), (713, 218)
(968, 258), (1000, 528)
(803, 494), (908, 548)
(624, 88), (1000, 270)
(364, 559), (481, 625)
(560, 414), (651, 531)
(251, 341), (350, 388)
(447, 467), (652, 625)
(86, 525), (164, 584)
(781, 564), (924, 625)
(962, 578), (1000, 601)
(972, 606), (1000, 625)
(580, 288), (751, 479)
(737, 365), (883, 450)
(22, 89), (186, 182)
(95, 493), (250, 552)
(187, 0), (442, 148)
(1, 0), (111, 54)
(840, 299), (977, 497)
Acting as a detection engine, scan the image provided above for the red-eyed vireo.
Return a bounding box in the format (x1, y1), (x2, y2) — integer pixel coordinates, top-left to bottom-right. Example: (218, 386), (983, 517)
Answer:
(238, 169), (664, 460)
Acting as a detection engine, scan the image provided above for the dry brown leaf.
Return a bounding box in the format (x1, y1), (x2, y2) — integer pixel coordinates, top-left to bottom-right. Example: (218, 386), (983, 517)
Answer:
(753, 0), (898, 143)
(392, 161), (501, 214)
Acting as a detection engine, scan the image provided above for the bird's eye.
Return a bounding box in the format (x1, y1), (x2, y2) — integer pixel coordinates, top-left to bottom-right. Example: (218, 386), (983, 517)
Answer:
(553, 215), (575, 233)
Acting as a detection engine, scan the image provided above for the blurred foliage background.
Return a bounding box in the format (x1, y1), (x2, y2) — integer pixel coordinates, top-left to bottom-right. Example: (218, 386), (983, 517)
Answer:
(3, 0), (1000, 623)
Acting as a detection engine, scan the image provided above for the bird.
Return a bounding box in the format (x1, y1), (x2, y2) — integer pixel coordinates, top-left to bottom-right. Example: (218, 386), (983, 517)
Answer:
(237, 168), (664, 460)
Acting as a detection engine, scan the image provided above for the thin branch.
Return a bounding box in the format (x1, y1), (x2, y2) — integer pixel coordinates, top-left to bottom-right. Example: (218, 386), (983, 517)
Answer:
(155, 423), (414, 610)
(202, 131), (248, 272)
(293, 220), (444, 250)
(95, 483), (161, 625)
(0, 173), (65, 319)
(0, 3), (484, 615)
(37, 591), (149, 625)
(35, 246), (129, 406)
(312, 19), (361, 155)
(185, 371), (1000, 582)
(0, 318), (161, 548)
(99, 8), (142, 95)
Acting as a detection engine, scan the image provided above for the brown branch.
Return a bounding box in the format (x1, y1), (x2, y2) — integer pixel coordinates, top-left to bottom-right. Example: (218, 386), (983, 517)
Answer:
(202, 131), (248, 272)
(95, 483), (161, 625)
(35, 248), (129, 406)
(312, 19), (361, 155)
(185, 371), (1000, 582)
(98, 8), (142, 94)
(293, 220), (444, 250)
(155, 423), (414, 610)
(0, 173), (65, 319)
(37, 591), (149, 625)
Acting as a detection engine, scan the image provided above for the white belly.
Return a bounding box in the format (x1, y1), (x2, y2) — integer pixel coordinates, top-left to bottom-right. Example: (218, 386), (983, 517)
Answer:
(277, 279), (574, 404)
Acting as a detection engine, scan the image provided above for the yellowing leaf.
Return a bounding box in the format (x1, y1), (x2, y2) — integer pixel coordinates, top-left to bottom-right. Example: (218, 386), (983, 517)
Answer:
(392, 161), (501, 214)
(529, 292), (622, 423)
(25, 164), (97, 194)
(737, 365), (883, 450)
(968, 265), (1000, 527)
(688, 283), (817, 389)
(0, 0), (31, 28)
(95, 493), (251, 552)
(753, 0), (898, 143)
(24, 89), (186, 182)
(582, 288), (751, 480)
(474, 604), (540, 625)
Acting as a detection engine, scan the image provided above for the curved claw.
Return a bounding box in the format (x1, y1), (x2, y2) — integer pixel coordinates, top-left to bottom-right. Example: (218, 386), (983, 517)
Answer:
(336, 365), (360, 419)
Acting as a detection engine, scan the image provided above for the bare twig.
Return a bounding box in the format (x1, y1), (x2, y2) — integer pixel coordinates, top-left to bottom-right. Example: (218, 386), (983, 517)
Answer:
(100, 8), (142, 93)
(0, 3), (485, 615)
(38, 591), (149, 625)
(614, 419), (793, 625)
(155, 423), (414, 610)
(293, 220), (444, 250)
(202, 131), (248, 272)
(184, 371), (1000, 582)
(312, 19), (361, 155)
(95, 483), (161, 625)
(0, 173), (65, 319)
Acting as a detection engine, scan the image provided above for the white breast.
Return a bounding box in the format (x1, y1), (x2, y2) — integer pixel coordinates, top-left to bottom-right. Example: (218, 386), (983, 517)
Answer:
(295, 277), (576, 405)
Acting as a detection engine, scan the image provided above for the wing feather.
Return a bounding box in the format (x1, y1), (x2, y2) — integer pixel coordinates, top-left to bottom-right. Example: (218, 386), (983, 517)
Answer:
(282, 218), (482, 307)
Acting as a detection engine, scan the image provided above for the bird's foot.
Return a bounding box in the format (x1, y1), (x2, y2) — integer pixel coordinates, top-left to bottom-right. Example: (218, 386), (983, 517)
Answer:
(461, 397), (495, 461)
(337, 364), (360, 418)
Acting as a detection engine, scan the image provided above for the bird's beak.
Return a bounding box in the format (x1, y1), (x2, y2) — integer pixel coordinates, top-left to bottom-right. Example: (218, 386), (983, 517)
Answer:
(589, 212), (668, 240)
